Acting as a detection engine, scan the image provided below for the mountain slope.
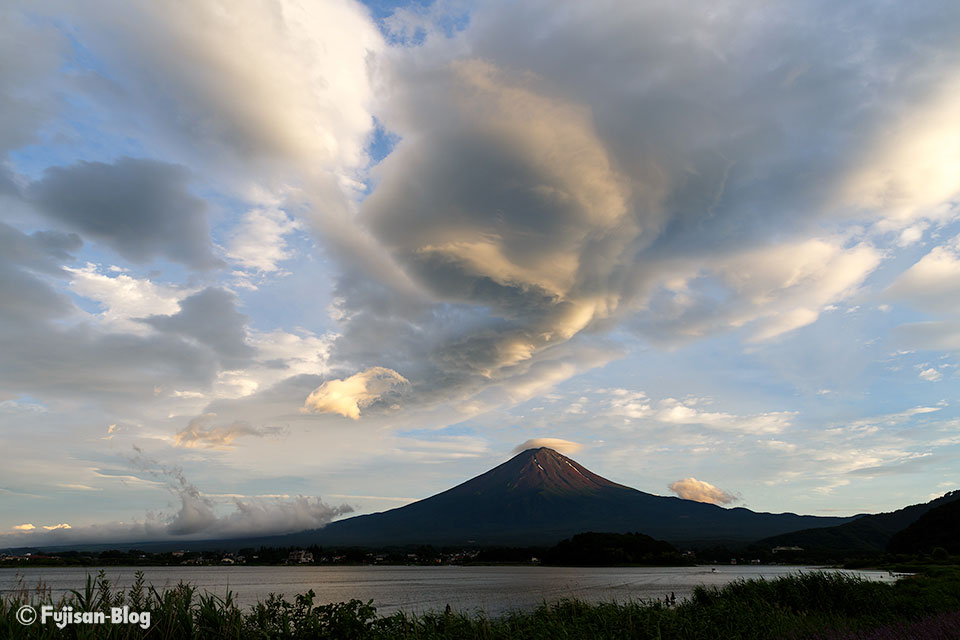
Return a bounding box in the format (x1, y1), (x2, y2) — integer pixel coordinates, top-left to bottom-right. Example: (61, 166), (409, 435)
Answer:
(887, 492), (960, 554)
(280, 448), (855, 547)
(758, 490), (960, 555)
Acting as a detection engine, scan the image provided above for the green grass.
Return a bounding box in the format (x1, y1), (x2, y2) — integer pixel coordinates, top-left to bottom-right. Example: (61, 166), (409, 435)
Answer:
(2, 568), (958, 639)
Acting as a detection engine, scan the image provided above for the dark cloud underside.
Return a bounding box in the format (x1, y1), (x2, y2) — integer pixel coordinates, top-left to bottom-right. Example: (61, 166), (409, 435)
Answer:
(29, 157), (223, 270)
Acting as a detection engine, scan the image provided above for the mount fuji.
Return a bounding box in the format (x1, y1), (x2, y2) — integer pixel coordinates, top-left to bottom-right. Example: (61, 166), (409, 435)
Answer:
(280, 447), (856, 547)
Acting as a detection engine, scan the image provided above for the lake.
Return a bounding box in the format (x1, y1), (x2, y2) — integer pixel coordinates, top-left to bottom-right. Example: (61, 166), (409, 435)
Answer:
(0, 565), (892, 616)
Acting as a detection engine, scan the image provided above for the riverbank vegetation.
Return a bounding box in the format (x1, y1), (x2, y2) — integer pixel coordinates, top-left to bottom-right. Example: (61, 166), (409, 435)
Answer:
(0, 531), (689, 568)
(6, 543), (956, 571)
(2, 566), (959, 639)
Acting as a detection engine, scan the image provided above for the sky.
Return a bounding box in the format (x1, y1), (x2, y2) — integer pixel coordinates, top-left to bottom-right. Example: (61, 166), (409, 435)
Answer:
(1, 0), (959, 546)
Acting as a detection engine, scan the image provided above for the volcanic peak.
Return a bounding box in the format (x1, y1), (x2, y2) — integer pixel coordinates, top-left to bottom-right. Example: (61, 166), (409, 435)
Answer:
(487, 447), (627, 494)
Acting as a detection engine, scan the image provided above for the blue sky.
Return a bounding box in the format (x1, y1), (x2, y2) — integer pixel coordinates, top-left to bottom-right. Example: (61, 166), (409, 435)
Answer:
(1, 0), (959, 544)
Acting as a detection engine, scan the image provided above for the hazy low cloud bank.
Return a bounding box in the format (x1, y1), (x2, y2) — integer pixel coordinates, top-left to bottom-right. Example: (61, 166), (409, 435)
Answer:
(2, 456), (352, 546)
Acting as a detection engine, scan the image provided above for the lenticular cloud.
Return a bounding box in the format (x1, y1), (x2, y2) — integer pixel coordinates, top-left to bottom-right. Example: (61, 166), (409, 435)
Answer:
(669, 477), (738, 505)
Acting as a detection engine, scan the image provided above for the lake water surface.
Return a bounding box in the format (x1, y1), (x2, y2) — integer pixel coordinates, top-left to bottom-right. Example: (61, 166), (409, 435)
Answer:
(0, 565), (892, 615)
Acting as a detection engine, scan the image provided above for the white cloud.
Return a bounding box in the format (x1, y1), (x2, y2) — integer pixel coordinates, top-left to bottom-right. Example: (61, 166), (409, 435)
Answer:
(717, 238), (883, 342)
(392, 435), (492, 462)
(668, 477), (737, 505)
(65, 263), (187, 334)
(0, 399), (47, 414)
(897, 223), (927, 247)
(919, 368), (943, 382)
(581, 390), (795, 436)
(653, 398), (794, 434)
(603, 389), (652, 419)
(759, 440), (798, 453)
(303, 366), (408, 419)
(839, 75), (960, 227)
(66, 0), (383, 173)
(633, 236), (883, 345)
(252, 329), (332, 378)
(56, 483), (100, 491)
(172, 390), (206, 400)
(886, 236), (960, 314)
(841, 405), (941, 430)
(227, 204), (303, 273)
(750, 405), (960, 502)
(885, 238), (960, 351)
(171, 415), (267, 449)
(215, 329), (333, 400)
(158, 328), (332, 406)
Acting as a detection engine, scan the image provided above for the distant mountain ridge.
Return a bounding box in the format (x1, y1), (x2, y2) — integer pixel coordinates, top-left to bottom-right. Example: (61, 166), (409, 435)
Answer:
(887, 494), (960, 554)
(272, 447), (856, 547)
(758, 490), (960, 555)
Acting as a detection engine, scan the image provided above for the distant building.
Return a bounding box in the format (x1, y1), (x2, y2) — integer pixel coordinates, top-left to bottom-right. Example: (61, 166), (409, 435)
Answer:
(288, 550), (314, 564)
(772, 546), (804, 553)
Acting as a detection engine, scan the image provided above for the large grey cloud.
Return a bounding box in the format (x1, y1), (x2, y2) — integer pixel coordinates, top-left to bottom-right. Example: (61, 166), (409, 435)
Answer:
(0, 321), (221, 407)
(29, 157), (223, 270)
(0, 224), (233, 407)
(143, 288), (255, 369)
(0, 5), (63, 155)
(0, 222), (81, 330)
(83, 0), (380, 165)
(308, 0), (960, 417)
